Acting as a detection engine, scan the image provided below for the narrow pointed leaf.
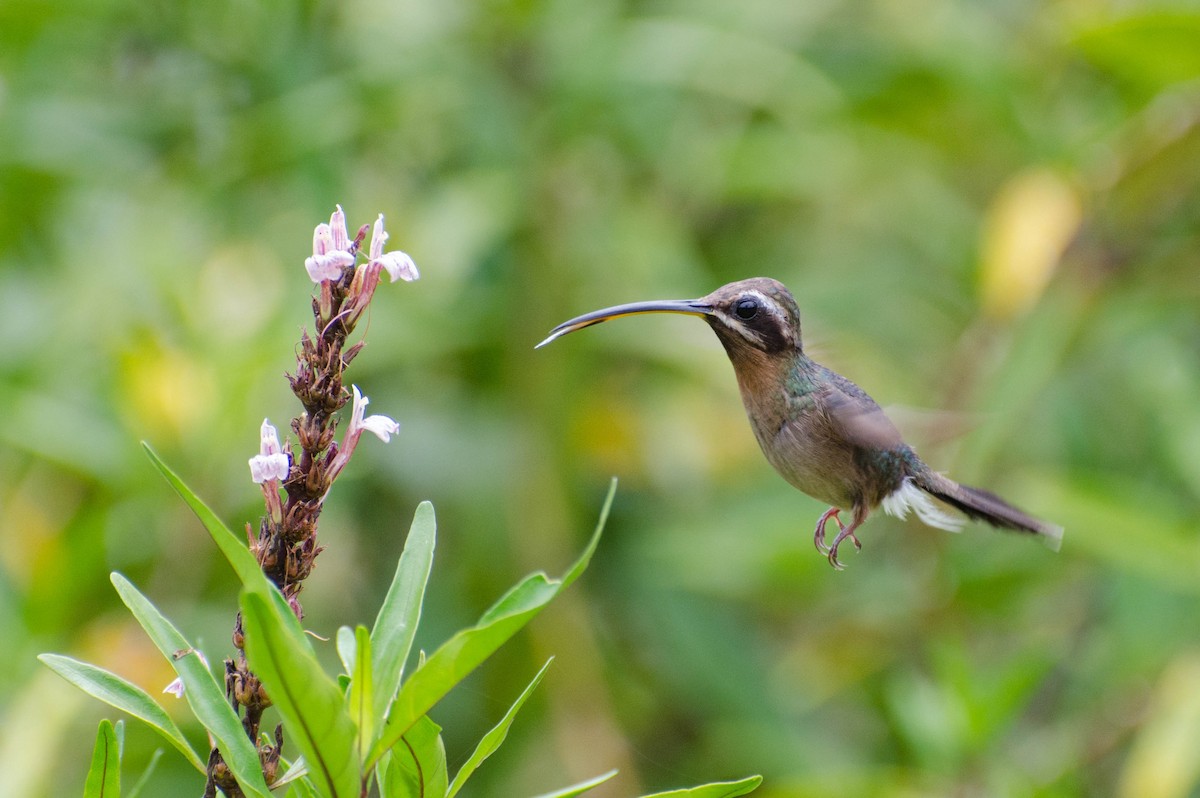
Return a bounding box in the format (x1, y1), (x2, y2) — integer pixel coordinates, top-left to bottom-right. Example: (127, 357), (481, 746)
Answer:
(284, 780), (320, 798)
(447, 658), (554, 798)
(641, 775), (763, 797)
(336, 626), (356, 675)
(83, 719), (121, 798)
(371, 501), (435, 726)
(110, 574), (271, 798)
(142, 443), (262, 586)
(531, 770), (619, 798)
(241, 591), (360, 798)
(142, 443), (302, 634)
(270, 758), (309, 790)
(477, 572), (559, 624)
(386, 716), (447, 798)
(556, 479), (616, 592)
(375, 751), (396, 798)
(365, 574), (553, 768)
(124, 748), (163, 798)
(347, 626), (374, 764)
(38, 654), (203, 772)
(367, 482), (613, 768)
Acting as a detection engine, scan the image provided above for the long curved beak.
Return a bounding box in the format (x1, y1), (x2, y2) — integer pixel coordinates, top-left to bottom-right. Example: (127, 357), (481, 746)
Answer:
(536, 298), (713, 349)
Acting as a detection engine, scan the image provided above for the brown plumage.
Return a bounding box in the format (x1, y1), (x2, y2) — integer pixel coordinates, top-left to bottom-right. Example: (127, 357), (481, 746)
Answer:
(539, 277), (1062, 568)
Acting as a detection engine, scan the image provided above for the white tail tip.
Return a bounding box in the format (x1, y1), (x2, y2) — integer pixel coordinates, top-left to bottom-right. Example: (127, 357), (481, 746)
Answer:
(881, 477), (965, 532)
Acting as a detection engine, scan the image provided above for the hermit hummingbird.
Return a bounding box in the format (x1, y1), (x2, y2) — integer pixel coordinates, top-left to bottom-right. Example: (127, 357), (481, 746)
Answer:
(537, 277), (1062, 569)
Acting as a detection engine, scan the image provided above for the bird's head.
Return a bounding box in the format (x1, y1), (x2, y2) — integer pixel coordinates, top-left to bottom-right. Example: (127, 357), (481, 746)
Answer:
(697, 278), (803, 357)
(536, 277), (804, 357)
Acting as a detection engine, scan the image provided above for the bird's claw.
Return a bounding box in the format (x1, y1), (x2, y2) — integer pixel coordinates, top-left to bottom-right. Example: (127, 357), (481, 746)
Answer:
(825, 515), (863, 570)
(813, 507), (844, 555)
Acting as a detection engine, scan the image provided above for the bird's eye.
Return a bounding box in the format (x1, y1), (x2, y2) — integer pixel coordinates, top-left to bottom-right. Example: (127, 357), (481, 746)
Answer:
(733, 297), (759, 320)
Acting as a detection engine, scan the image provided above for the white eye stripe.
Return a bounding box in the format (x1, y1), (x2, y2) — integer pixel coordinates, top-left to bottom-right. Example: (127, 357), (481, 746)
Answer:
(713, 312), (765, 344)
(742, 291), (786, 324)
(713, 290), (792, 347)
(733, 291), (788, 328)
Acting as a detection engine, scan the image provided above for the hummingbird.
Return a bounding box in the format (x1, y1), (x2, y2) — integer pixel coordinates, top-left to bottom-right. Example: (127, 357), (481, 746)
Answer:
(537, 277), (1062, 569)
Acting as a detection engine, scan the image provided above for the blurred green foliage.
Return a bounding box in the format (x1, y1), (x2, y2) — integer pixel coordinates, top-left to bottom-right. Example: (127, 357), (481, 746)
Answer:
(2, 0), (1199, 795)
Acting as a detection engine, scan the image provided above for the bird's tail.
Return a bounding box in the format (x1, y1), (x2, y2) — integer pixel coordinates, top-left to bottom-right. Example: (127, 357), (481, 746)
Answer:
(913, 471), (1064, 551)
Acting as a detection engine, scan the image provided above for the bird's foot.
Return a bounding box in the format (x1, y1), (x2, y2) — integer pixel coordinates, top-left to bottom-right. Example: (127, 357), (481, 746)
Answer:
(813, 507), (845, 554)
(827, 524), (864, 570)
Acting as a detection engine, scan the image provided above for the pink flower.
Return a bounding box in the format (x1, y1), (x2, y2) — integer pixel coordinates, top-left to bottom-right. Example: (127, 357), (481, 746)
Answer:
(368, 214), (419, 283)
(340, 214), (419, 327)
(329, 204), (351, 252)
(323, 386), (400, 492)
(248, 419), (290, 483)
(250, 419), (289, 523)
(304, 206), (355, 283)
(348, 384), (400, 442)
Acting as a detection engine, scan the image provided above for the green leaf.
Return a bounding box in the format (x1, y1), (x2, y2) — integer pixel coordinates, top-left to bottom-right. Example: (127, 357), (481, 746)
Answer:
(366, 480), (614, 769)
(38, 654), (204, 772)
(556, 478), (615, 592)
(142, 443), (300, 630)
(241, 590), (360, 798)
(124, 749), (163, 798)
(83, 719), (121, 798)
(271, 758), (310, 791)
(368, 598), (538, 770)
(1073, 11), (1200, 93)
(385, 716), (447, 798)
(347, 626), (374, 763)
(375, 751), (396, 798)
(336, 626), (356, 675)
(447, 658), (553, 798)
(284, 780), (320, 798)
(371, 501), (436, 726)
(476, 572), (559, 626)
(530, 770), (618, 798)
(142, 443), (262, 587)
(110, 574), (271, 798)
(141, 443), (330, 795)
(641, 775), (763, 798)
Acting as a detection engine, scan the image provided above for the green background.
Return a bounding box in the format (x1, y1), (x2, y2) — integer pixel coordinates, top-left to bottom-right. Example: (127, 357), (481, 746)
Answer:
(2, 0), (1199, 795)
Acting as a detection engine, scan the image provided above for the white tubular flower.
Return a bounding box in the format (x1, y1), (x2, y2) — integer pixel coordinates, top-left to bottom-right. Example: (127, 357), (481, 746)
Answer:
(313, 222), (334, 254)
(349, 385), (400, 442)
(376, 251), (420, 283)
(368, 214), (419, 283)
(330, 204), (350, 252)
(305, 206), (356, 283)
(368, 214), (388, 258)
(249, 419), (290, 483)
(323, 386), (400, 494)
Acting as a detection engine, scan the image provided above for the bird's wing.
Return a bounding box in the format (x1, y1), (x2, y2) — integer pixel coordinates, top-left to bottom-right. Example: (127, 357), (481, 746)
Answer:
(819, 372), (905, 452)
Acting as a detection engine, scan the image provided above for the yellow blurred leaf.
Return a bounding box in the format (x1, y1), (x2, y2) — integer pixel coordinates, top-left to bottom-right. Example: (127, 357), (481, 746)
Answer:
(1, 466), (81, 590)
(1118, 652), (1200, 798)
(571, 387), (640, 476)
(979, 169), (1081, 320)
(119, 343), (216, 442)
